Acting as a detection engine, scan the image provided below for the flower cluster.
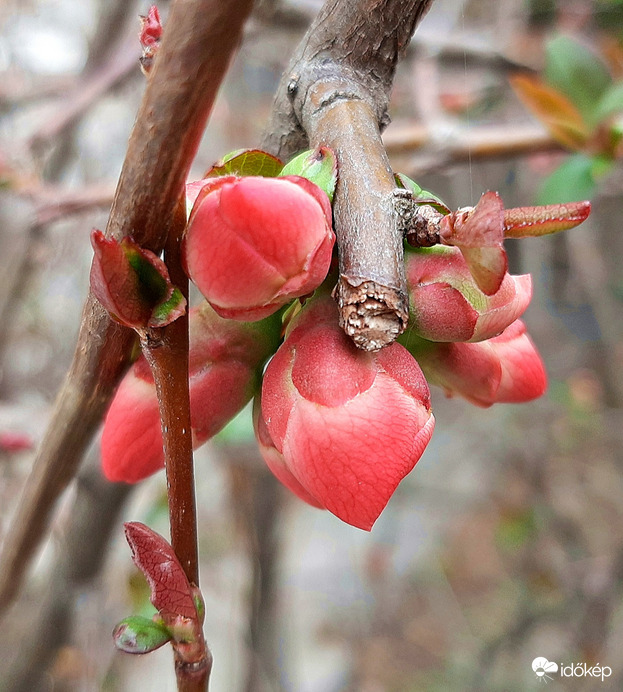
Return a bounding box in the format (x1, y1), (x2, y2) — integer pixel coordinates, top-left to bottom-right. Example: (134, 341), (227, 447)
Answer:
(400, 246), (546, 408)
(94, 149), (590, 530)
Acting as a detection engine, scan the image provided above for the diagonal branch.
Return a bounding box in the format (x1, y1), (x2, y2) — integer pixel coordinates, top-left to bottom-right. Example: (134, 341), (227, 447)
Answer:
(0, 0), (255, 616)
(262, 0), (435, 350)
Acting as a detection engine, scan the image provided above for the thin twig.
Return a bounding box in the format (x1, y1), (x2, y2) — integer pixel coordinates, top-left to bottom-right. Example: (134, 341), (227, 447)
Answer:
(153, 198), (199, 584)
(28, 35), (141, 154)
(141, 200), (212, 687)
(383, 122), (558, 174)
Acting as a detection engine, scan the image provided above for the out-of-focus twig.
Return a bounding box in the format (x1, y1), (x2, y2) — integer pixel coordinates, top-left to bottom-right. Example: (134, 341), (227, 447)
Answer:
(383, 122), (558, 174)
(27, 34), (141, 154)
(2, 456), (133, 692)
(383, 121), (555, 158)
(225, 445), (283, 692)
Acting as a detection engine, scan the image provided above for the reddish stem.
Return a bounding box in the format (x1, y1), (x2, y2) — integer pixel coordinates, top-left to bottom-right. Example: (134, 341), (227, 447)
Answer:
(141, 199), (211, 689)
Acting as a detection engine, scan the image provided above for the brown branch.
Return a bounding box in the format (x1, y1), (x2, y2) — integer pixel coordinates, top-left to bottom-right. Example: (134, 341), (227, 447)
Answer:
(0, 0), (255, 617)
(306, 90), (409, 349)
(262, 0), (435, 350)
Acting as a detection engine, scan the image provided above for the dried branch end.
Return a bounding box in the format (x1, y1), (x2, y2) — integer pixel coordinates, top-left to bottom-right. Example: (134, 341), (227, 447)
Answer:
(334, 280), (408, 351)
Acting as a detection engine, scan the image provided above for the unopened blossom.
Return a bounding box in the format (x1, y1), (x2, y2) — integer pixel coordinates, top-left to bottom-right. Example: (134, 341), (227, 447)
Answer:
(259, 295), (435, 530)
(253, 397), (324, 509)
(405, 246), (532, 342)
(101, 303), (280, 483)
(183, 175), (335, 321)
(401, 319), (547, 407)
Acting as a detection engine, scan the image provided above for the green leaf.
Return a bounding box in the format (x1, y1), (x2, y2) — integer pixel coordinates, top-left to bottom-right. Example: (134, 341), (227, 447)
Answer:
(279, 147), (338, 202)
(204, 149), (284, 178)
(537, 153), (601, 205)
(112, 615), (172, 655)
(545, 35), (612, 127)
(594, 81), (623, 123)
(395, 173), (450, 214)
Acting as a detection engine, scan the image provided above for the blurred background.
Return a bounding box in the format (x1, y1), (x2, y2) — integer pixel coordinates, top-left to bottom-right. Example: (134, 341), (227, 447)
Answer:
(0, 0), (622, 690)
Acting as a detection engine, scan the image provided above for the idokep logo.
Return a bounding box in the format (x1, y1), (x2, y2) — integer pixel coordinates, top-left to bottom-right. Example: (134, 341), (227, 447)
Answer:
(532, 658), (558, 683)
(560, 662), (612, 681)
(531, 657), (613, 683)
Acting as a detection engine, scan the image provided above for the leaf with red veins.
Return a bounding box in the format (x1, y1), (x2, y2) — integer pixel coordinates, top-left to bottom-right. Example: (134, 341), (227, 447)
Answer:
(503, 200), (591, 238)
(90, 231), (186, 330)
(440, 191), (507, 296)
(124, 522), (198, 624)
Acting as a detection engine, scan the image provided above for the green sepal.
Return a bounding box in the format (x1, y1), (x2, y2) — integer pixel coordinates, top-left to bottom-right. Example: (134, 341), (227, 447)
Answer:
(279, 147), (338, 202)
(204, 149), (284, 178)
(395, 173), (451, 214)
(396, 328), (437, 358)
(112, 615), (172, 655)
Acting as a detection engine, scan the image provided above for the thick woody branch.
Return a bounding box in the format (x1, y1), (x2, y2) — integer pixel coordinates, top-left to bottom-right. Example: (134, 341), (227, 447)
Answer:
(302, 73), (409, 348)
(0, 0), (254, 616)
(262, 0), (435, 350)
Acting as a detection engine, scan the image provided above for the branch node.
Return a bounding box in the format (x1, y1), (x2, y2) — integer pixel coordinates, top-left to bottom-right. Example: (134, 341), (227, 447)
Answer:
(405, 205), (443, 247)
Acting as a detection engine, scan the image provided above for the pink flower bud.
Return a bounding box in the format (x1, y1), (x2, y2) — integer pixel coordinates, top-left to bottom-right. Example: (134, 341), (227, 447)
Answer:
(260, 296), (435, 530)
(101, 303), (280, 483)
(406, 246), (532, 342)
(182, 175), (335, 321)
(404, 320), (547, 407)
(253, 397), (324, 509)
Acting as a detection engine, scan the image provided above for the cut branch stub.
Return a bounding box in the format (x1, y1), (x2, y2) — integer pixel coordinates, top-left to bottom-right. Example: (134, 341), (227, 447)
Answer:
(295, 67), (408, 350)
